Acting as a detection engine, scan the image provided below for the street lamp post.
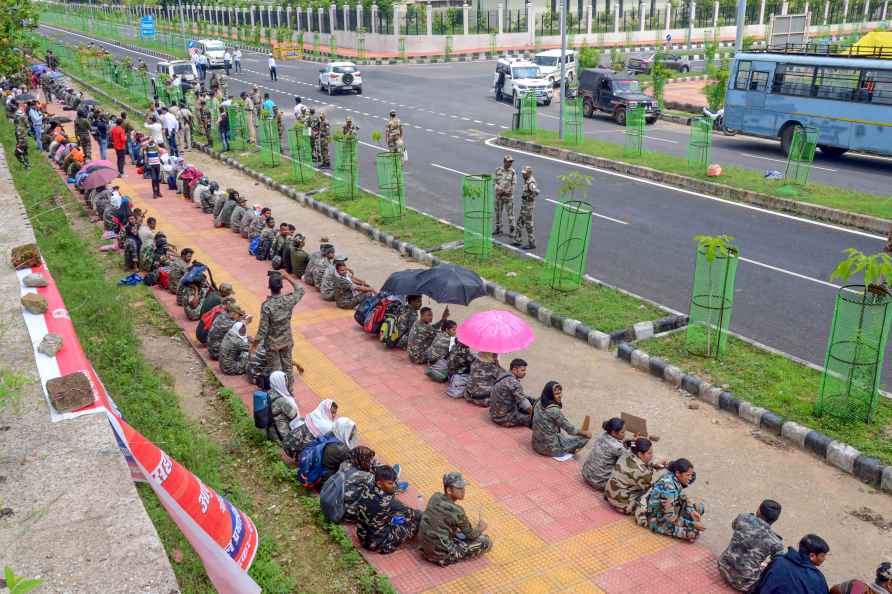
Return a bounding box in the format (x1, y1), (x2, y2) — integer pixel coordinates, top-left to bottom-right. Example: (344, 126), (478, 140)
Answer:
(178, 0), (188, 55)
(735, 0), (747, 50)
(559, 0), (568, 139)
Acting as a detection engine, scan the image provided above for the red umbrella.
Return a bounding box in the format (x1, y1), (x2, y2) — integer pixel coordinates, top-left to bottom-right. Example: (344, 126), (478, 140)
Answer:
(81, 166), (119, 190)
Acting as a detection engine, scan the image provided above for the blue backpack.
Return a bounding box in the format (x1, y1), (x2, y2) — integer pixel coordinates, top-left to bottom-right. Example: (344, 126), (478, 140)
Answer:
(296, 434), (340, 489)
(180, 263), (208, 287)
(248, 236), (261, 256)
(354, 292), (385, 328)
(252, 390), (271, 429)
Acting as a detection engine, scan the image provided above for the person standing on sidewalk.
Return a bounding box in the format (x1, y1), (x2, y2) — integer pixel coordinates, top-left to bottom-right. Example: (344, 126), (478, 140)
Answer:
(268, 53), (278, 81)
(252, 271), (304, 389)
(234, 48), (242, 73)
(243, 91), (257, 145)
(223, 48), (232, 75)
(176, 101), (192, 151)
(111, 118), (128, 176)
(143, 139), (163, 198)
(219, 108), (231, 152)
(160, 107), (179, 157)
(493, 155), (516, 237)
(513, 166), (538, 250)
(75, 108), (92, 161)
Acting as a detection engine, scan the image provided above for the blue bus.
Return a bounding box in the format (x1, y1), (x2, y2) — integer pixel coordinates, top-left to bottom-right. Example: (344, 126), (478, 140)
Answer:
(724, 48), (892, 157)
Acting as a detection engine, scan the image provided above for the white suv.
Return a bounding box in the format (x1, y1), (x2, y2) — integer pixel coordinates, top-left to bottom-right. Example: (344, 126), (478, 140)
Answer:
(318, 62), (363, 95)
(197, 39), (226, 68)
(533, 49), (577, 86)
(493, 58), (552, 106)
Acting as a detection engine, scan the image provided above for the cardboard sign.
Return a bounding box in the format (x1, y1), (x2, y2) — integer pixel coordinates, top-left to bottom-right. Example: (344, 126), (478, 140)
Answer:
(621, 412), (648, 437)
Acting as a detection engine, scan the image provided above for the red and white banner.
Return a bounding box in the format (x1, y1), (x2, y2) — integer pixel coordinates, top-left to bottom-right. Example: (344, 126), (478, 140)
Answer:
(18, 261), (261, 594)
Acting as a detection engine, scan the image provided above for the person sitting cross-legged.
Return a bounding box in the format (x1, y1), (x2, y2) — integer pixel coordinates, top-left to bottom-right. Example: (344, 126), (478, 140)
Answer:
(604, 437), (663, 515)
(582, 417), (628, 491)
(718, 499), (785, 592)
(407, 306), (450, 364)
(464, 352), (503, 408)
(265, 370), (300, 445)
(751, 534), (830, 594)
(281, 399), (337, 465)
(489, 358), (535, 428)
(419, 472), (492, 567)
(319, 417), (360, 486)
(332, 257), (375, 309)
(394, 295), (423, 349)
(354, 465), (422, 555)
(219, 320), (251, 375)
(531, 381), (592, 458)
(635, 458), (705, 542)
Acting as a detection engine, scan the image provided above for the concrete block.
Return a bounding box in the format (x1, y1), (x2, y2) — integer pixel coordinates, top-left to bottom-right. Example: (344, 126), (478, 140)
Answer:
(633, 321), (654, 340)
(648, 357), (666, 379)
(609, 329), (631, 345)
(562, 318), (580, 337)
(493, 285), (507, 303)
(664, 365), (683, 387)
(526, 301), (540, 319)
(617, 343), (634, 362)
(681, 375), (702, 396)
(759, 411), (784, 435)
(513, 294), (530, 315)
(700, 386), (722, 407)
(882, 466), (892, 494)
(827, 441), (860, 474)
(503, 290), (517, 306)
(588, 330), (611, 350)
(549, 313), (565, 330)
(804, 431), (833, 459)
(781, 421), (810, 448)
(739, 401), (767, 426)
(718, 392), (741, 414)
(574, 323), (591, 342)
(697, 381), (713, 399)
(853, 456), (884, 488)
(631, 350), (650, 371)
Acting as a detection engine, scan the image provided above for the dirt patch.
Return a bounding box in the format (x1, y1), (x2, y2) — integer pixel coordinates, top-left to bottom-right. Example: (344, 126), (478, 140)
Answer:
(850, 507), (892, 531)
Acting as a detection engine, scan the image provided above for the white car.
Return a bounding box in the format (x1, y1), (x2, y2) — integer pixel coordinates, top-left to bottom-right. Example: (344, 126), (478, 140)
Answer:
(197, 39), (227, 68)
(533, 49), (577, 86)
(318, 62), (363, 95)
(493, 58), (552, 106)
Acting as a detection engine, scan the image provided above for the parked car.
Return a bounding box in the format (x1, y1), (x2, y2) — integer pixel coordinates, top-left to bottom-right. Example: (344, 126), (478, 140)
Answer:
(318, 61), (363, 95)
(577, 68), (661, 124)
(626, 52), (692, 74)
(493, 57), (553, 106)
(155, 60), (199, 91)
(196, 39), (227, 68)
(533, 49), (578, 86)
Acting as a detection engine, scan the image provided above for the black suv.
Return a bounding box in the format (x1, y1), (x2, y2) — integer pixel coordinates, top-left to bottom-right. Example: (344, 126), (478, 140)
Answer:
(577, 68), (660, 125)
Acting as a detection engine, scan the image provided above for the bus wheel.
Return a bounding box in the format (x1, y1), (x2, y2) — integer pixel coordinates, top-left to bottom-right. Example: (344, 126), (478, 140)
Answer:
(780, 124), (802, 156)
(819, 145), (848, 158)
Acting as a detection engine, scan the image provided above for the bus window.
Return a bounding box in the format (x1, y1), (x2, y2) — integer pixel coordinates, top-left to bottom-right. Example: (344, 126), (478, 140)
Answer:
(863, 70), (892, 105)
(749, 71), (769, 91)
(734, 61), (752, 90)
(814, 66), (860, 101)
(772, 64), (815, 96)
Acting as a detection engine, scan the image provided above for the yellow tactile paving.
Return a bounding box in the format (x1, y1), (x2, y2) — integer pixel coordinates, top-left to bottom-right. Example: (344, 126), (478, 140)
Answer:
(119, 179), (677, 593)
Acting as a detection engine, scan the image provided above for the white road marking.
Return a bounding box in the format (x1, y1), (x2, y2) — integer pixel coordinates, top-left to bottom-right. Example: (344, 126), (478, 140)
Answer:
(739, 257), (842, 289)
(741, 153), (838, 173)
(483, 137), (885, 241)
(431, 163), (469, 176)
(545, 198), (629, 225)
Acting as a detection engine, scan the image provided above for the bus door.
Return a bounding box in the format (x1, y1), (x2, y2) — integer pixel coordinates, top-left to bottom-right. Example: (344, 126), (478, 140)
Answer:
(725, 60), (774, 134)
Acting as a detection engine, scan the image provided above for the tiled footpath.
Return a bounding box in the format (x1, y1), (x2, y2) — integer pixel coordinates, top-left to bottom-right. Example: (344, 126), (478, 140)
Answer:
(46, 111), (732, 592)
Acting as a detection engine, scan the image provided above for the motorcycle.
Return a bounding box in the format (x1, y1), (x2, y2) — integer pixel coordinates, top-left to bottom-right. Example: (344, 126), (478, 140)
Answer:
(702, 107), (737, 136)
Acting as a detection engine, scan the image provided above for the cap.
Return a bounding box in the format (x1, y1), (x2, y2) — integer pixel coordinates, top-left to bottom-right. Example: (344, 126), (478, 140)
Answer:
(334, 256), (348, 264)
(522, 166), (533, 175)
(389, 110), (397, 116)
(293, 233), (305, 242)
(443, 471), (467, 489)
(503, 155), (514, 162)
(219, 283), (234, 296)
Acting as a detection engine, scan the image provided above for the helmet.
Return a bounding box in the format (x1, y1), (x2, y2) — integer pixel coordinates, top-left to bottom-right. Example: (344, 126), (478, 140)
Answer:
(389, 110), (397, 117)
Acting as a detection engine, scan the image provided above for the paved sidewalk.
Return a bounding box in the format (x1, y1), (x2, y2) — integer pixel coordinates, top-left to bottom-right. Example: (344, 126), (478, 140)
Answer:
(48, 95), (892, 591)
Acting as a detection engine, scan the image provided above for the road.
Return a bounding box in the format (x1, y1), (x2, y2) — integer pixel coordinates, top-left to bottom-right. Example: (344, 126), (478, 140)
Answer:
(41, 24), (892, 387)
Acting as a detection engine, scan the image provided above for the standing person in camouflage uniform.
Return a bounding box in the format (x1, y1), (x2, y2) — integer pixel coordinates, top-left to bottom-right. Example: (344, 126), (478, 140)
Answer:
(385, 110), (403, 154)
(488, 358), (534, 428)
(198, 100), (212, 147)
(75, 108), (93, 161)
(531, 381), (591, 457)
(274, 106), (286, 153)
(13, 110), (30, 169)
(464, 352), (502, 407)
(219, 320), (251, 375)
(605, 438), (661, 515)
(419, 472), (492, 566)
(242, 91), (257, 145)
(635, 458), (705, 542)
(582, 417), (628, 490)
(354, 465), (422, 555)
(718, 500), (784, 592)
(252, 271), (305, 388)
(406, 306), (451, 364)
(493, 155), (516, 236)
(307, 108), (320, 162)
(342, 116), (358, 138)
(318, 112), (331, 168)
(395, 295), (423, 349)
(513, 166), (538, 250)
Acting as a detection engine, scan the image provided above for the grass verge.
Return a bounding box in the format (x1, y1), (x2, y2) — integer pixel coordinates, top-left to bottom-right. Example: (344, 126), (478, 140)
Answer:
(639, 330), (892, 466)
(505, 129), (892, 221)
(0, 116), (393, 592)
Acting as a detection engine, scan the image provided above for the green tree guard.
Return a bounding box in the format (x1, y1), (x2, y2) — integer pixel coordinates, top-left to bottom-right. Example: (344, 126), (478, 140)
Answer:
(785, 125), (819, 186)
(357, 33), (366, 61)
(333, 135), (359, 200)
(817, 250), (892, 423)
(462, 174), (494, 257)
(287, 125), (315, 184)
(685, 235), (738, 358)
(375, 151), (407, 222)
(226, 104), (247, 152)
(541, 172), (593, 291)
(518, 92), (537, 135)
(399, 37), (407, 62)
(258, 117), (281, 167)
(445, 35), (453, 61)
(687, 117), (712, 174)
(313, 33), (321, 59)
(563, 95), (584, 145)
(329, 35), (337, 58)
(623, 105), (646, 157)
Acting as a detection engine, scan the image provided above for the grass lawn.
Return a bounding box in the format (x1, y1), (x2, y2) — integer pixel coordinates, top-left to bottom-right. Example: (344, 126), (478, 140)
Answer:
(443, 246), (665, 332)
(639, 330), (892, 466)
(505, 130), (892, 220)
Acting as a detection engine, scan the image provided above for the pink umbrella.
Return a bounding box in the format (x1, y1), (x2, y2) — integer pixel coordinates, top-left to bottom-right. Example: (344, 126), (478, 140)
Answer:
(82, 159), (114, 172)
(81, 166), (119, 190)
(456, 310), (535, 354)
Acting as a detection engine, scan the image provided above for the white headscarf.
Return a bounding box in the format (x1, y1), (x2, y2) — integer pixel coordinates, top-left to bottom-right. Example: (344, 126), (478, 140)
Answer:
(332, 417), (358, 449)
(269, 370), (299, 422)
(304, 399), (336, 437)
(225, 321), (248, 344)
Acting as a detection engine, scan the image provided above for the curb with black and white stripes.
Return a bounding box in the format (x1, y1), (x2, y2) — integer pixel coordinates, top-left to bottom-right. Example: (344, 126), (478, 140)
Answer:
(615, 341), (892, 495)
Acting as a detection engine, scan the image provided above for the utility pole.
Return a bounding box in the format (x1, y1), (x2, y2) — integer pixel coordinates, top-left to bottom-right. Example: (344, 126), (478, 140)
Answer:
(735, 0), (747, 50)
(559, 0), (568, 139)
(179, 0), (188, 56)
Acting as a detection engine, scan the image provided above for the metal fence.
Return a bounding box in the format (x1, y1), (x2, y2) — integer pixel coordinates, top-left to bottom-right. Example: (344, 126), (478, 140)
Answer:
(469, 9), (499, 34)
(505, 8), (528, 32)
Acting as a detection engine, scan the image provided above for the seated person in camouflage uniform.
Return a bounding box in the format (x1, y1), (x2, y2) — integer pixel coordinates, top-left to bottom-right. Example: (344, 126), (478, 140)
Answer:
(281, 399), (337, 465)
(831, 562), (892, 594)
(122, 223), (142, 272)
(208, 302), (244, 360)
(219, 320), (251, 375)
(310, 243), (336, 288)
(332, 258), (375, 309)
(419, 472), (492, 567)
(190, 177), (210, 208)
(200, 282), (235, 319)
(447, 338), (473, 378)
(214, 189), (240, 228)
(341, 446), (377, 524)
(531, 381), (592, 458)
(394, 295), (423, 349)
(489, 358), (534, 428)
(249, 208), (271, 240)
(211, 184), (229, 219)
(201, 182), (222, 214)
(167, 248), (194, 295)
(228, 194), (248, 232)
(290, 234), (310, 278)
(718, 499), (784, 592)
(581, 417), (628, 490)
(635, 458), (705, 542)
(424, 320), (458, 365)
(270, 223), (292, 269)
(303, 240), (333, 286)
(407, 306), (450, 364)
(464, 352), (503, 407)
(240, 204), (260, 239)
(355, 465), (422, 555)
(266, 370), (301, 445)
(256, 217), (278, 260)
(604, 437), (662, 515)
(322, 254), (364, 301)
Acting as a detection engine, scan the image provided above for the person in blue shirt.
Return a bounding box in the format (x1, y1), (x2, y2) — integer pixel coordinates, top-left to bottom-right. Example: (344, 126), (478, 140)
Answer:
(262, 93), (275, 116)
(753, 534), (830, 594)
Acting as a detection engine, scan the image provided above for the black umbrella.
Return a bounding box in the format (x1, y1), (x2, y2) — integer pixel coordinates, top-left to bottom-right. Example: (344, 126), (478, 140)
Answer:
(380, 269), (425, 296)
(416, 264), (486, 305)
(48, 115), (72, 124)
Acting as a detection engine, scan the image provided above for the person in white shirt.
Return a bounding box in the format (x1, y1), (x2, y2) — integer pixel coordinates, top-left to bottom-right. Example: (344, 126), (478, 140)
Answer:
(144, 115), (165, 146)
(268, 54), (277, 82)
(234, 49), (242, 73)
(223, 49), (232, 75)
(293, 96), (308, 122)
(160, 107), (179, 156)
(197, 53), (209, 81)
